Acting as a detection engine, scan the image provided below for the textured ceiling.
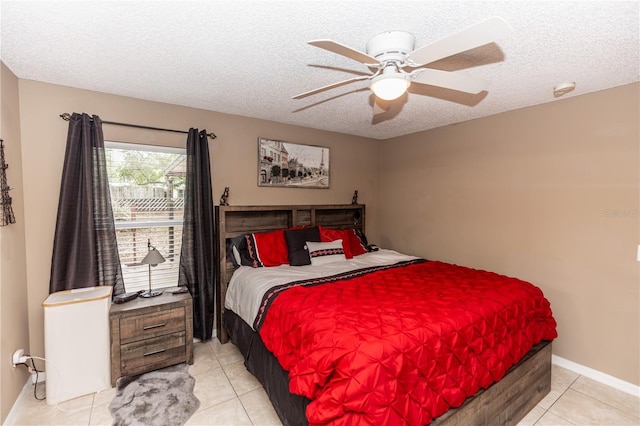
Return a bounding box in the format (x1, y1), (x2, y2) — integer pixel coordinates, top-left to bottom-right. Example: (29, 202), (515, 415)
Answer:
(1, 1), (638, 140)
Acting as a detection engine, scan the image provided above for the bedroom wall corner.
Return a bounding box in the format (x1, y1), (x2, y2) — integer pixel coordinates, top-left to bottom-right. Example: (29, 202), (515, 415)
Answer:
(378, 83), (640, 387)
(16, 80), (381, 366)
(0, 62), (30, 423)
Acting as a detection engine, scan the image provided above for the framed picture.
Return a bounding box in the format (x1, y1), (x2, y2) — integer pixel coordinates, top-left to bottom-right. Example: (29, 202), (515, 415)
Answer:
(258, 138), (330, 189)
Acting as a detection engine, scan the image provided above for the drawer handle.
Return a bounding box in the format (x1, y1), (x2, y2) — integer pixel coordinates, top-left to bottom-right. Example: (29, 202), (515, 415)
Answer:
(143, 323), (166, 330)
(143, 349), (166, 357)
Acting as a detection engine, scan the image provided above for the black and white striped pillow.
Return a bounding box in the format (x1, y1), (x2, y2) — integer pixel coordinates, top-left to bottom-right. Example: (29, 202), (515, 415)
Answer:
(306, 240), (347, 266)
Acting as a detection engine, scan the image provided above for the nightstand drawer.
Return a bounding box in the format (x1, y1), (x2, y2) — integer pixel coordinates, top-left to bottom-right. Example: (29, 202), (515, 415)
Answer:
(119, 307), (185, 343)
(120, 331), (186, 377)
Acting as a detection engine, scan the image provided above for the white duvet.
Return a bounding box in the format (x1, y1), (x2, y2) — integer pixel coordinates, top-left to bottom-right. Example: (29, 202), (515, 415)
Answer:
(225, 249), (418, 329)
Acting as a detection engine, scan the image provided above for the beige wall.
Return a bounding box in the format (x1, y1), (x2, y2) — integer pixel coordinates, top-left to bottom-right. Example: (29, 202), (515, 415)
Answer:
(17, 80), (380, 370)
(0, 63), (30, 422)
(380, 83), (640, 386)
(4, 70), (637, 419)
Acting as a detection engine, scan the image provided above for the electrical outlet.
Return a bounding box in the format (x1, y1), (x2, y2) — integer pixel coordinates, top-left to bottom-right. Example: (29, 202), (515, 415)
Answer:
(12, 349), (25, 367)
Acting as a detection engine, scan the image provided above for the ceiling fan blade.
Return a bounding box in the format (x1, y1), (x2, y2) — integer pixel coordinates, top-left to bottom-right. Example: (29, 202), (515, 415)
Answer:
(308, 40), (380, 65)
(406, 17), (512, 66)
(412, 68), (488, 94)
(292, 75), (370, 99)
(372, 98), (390, 115)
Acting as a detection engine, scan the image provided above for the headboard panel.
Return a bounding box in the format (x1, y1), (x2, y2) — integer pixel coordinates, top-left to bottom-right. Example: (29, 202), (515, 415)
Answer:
(214, 204), (365, 343)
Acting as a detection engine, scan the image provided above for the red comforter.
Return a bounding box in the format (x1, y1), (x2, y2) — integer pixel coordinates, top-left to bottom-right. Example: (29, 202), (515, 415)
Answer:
(257, 259), (557, 425)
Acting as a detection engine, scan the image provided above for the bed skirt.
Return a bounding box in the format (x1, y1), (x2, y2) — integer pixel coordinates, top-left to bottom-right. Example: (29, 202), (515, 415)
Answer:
(224, 309), (309, 426)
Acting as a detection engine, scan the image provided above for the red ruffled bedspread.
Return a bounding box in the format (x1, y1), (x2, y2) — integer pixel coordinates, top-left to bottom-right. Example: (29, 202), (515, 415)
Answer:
(258, 259), (557, 425)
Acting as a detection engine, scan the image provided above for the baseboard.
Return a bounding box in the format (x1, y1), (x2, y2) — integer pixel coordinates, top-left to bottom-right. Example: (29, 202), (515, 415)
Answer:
(552, 355), (640, 397)
(3, 376), (34, 426)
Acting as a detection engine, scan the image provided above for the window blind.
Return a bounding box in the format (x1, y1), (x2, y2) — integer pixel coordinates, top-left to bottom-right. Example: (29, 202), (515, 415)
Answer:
(105, 142), (186, 292)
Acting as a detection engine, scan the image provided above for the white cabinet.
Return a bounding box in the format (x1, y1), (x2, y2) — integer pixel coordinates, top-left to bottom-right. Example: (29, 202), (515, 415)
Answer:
(42, 286), (112, 405)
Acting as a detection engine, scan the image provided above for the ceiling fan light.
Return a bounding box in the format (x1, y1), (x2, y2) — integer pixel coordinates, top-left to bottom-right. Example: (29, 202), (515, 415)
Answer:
(371, 75), (410, 100)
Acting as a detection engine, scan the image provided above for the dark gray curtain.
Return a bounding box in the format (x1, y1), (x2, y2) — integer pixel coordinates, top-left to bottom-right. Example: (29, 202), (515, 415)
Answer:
(49, 113), (124, 296)
(179, 129), (215, 340)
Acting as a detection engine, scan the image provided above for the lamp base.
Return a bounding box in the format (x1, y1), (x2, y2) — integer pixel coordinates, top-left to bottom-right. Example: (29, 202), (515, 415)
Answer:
(139, 290), (163, 298)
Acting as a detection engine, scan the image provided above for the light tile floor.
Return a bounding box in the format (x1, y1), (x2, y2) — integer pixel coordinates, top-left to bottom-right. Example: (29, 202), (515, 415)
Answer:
(7, 340), (640, 425)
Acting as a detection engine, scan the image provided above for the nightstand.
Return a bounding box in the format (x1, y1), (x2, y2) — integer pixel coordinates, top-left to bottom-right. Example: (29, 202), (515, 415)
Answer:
(109, 289), (194, 386)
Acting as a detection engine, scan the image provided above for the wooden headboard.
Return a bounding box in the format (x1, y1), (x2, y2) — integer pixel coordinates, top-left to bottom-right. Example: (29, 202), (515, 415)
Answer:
(214, 204), (366, 343)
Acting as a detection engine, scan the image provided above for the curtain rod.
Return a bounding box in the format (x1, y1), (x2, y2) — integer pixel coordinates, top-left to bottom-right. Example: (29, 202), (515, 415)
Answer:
(59, 113), (217, 140)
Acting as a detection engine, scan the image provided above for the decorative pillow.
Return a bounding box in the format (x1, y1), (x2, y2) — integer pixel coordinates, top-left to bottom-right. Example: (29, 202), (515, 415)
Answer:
(347, 228), (370, 256)
(318, 226), (353, 259)
(227, 235), (253, 267)
(245, 229), (290, 267)
(307, 240), (347, 266)
(284, 226), (321, 266)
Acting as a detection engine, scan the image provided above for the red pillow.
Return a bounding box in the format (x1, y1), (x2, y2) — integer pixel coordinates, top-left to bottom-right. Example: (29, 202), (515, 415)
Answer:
(245, 229), (289, 267)
(318, 226), (353, 259)
(245, 226), (307, 267)
(347, 228), (369, 257)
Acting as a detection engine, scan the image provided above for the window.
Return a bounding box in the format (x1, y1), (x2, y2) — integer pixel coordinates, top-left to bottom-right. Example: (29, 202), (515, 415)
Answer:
(105, 142), (186, 292)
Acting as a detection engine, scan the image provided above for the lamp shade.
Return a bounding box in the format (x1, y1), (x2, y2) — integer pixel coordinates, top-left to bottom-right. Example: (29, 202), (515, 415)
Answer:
(371, 73), (410, 101)
(141, 248), (166, 266)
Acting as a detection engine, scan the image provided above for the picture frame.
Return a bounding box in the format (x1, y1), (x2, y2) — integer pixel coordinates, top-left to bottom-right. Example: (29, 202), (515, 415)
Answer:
(258, 138), (330, 189)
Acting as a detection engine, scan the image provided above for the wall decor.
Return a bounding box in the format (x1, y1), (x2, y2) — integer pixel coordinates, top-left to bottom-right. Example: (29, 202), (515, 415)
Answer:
(258, 138), (329, 189)
(219, 187), (229, 206)
(0, 139), (16, 226)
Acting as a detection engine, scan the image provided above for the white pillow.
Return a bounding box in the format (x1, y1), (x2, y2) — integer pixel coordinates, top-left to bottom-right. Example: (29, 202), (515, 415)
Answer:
(306, 240), (347, 266)
(232, 246), (242, 265)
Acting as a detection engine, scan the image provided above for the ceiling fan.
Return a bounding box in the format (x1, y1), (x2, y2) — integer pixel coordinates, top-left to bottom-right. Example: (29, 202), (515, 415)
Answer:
(292, 17), (512, 104)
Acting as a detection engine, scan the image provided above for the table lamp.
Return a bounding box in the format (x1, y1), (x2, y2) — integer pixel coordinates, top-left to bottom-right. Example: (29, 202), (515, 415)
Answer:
(140, 239), (165, 298)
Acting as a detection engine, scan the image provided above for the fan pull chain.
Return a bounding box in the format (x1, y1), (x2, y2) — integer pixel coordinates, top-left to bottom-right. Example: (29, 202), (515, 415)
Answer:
(0, 139), (16, 226)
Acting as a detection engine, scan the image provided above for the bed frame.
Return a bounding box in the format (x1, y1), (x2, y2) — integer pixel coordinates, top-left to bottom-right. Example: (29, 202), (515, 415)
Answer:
(214, 204), (366, 343)
(214, 204), (551, 425)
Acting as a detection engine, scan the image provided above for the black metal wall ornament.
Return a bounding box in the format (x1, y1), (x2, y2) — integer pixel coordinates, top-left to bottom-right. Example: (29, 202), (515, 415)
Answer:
(351, 190), (358, 205)
(0, 139), (16, 226)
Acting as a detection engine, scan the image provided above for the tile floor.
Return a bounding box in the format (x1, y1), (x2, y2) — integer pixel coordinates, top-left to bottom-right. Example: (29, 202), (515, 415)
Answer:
(7, 340), (640, 425)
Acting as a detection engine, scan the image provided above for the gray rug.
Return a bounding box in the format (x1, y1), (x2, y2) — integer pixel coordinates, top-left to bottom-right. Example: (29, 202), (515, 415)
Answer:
(109, 363), (200, 426)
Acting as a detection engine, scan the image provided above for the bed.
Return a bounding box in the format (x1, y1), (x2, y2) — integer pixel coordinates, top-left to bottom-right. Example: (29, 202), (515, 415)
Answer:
(214, 204), (557, 426)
